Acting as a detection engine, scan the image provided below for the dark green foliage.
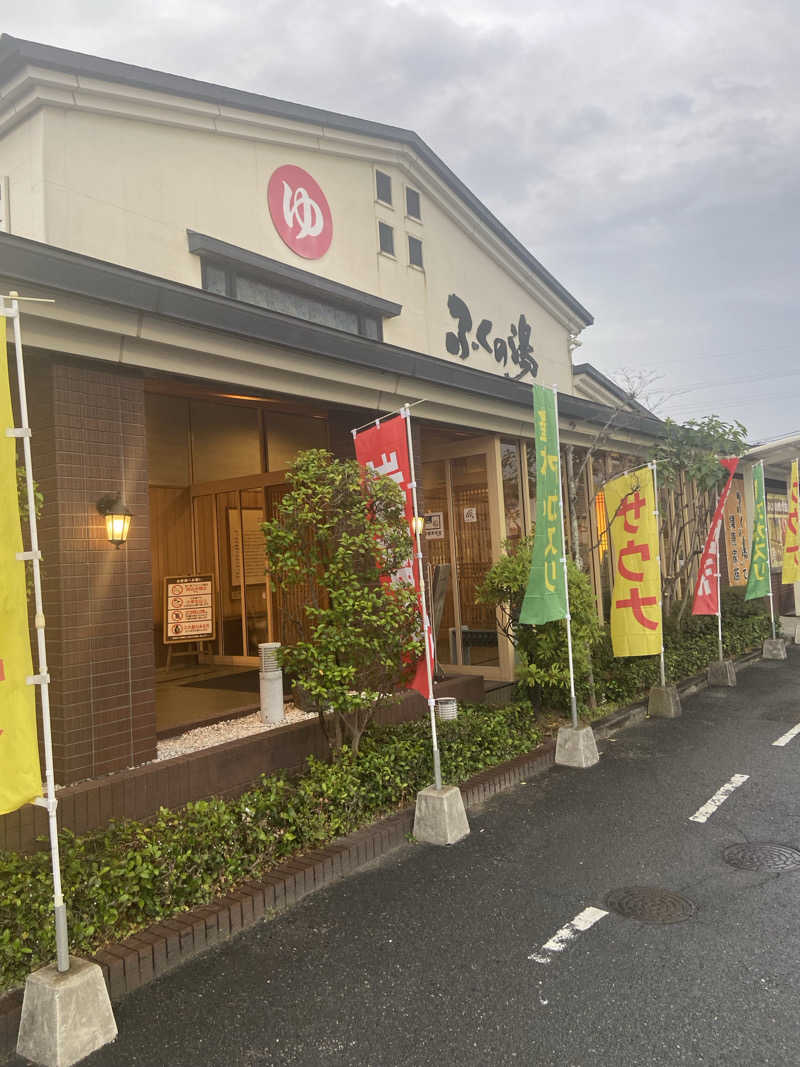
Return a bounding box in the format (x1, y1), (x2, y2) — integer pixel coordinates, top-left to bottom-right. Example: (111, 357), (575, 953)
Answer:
(262, 449), (423, 756)
(649, 416), (748, 623)
(651, 417), (748, 493)
(477, 536), (603, 709)
(594, 588), (771, 704)
(0, 703), (541, 992)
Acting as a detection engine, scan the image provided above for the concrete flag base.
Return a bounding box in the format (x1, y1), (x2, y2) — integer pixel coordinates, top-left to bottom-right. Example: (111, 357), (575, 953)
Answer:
(794, 625), (800, 645)
(413, 785), (470, 845)
(16, 956), (117, 1067)
(649, 684), (681, 718)
(763, 638), (787, 660)
(555, 725), (599, 769)
(707, 659), (737, 687)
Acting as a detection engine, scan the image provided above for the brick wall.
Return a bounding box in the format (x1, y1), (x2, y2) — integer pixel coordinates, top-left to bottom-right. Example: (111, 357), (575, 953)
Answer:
(27, 352), (156, 785)
(0, 674), (485, 852)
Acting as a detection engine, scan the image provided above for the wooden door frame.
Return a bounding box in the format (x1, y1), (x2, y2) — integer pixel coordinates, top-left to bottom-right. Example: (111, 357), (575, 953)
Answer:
(423, 434), (513, 682)
(192, 471), (288, 667)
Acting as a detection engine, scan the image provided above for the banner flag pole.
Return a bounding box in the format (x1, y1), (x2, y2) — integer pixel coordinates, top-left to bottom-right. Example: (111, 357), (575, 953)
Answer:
(401, 405), (442, 790)
(650, 459), (667, 688)
(716, 491), (724, 662)
(3, 292), (69, 972)
(762, 460), (777, 640)
(551, 385), (579, 729)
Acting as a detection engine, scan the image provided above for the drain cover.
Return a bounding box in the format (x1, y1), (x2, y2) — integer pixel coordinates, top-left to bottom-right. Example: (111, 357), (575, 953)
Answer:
(604, 886), (696, 924)
(723, 843), (800, 872)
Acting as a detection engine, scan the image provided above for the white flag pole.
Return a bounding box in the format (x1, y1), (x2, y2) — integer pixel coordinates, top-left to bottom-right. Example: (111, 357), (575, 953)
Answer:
(3, 292), (69, 972)
(761, 460), (777, 640)
(650, 460), (667, 688)
(402, 405), (442, 790)
(715, 489), (724, 663)
(551, 385), (579, 730)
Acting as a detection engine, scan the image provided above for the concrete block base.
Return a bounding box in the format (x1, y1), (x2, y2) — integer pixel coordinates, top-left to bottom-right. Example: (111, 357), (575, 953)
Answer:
(555, 725), (599, 768)
(649, 684), (681, 718)
(413, 785), (470, 845)
(794, 625), (800, 645)
(763, 638), (787, 660)
(16, 956), (117, 1067)
(707, 659), (737, 687)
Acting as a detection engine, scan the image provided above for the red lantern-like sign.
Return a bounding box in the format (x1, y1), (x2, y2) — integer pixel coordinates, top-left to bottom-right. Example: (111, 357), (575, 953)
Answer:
(267, 164), (333, 260)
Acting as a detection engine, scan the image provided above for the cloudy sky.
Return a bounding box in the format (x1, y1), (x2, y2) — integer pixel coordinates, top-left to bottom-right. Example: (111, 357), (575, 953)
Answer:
(4, 1), (799, 441)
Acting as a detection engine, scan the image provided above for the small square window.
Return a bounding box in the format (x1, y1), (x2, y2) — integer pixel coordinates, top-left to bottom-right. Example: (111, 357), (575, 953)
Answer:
(408, 235), (423, 269)
(376, 170), (392, 206)
(378, 221), (395, 256)
(406, 187), (421, 220)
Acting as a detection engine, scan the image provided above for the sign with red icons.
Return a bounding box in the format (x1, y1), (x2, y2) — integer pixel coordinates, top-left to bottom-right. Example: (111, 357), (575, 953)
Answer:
(267, 164), (333, 259)
(163, 574), (216, 643)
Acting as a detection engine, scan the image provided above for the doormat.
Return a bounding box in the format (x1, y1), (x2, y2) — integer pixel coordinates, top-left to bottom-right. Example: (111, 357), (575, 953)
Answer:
(182, 671), (261, 693)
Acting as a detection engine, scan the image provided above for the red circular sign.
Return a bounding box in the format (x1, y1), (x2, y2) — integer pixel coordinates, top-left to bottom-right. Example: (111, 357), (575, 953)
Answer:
(267, 164), (333, 259)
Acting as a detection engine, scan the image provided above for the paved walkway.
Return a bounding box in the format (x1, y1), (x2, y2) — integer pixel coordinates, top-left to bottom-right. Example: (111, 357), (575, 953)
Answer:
(16, 650), (800, 1065)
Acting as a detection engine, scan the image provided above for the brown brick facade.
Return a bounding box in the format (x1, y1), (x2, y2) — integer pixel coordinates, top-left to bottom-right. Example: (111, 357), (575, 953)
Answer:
(28, 352), (156, 785)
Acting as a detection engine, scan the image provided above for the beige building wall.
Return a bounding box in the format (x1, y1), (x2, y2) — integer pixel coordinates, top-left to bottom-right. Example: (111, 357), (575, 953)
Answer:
(0, 109), (46, 241)
(3, 101), (577, 392)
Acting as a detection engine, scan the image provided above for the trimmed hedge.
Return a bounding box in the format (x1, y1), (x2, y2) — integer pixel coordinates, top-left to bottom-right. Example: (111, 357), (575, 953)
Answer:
(593, 588), (772, 706)
(0, 703), (541, 993)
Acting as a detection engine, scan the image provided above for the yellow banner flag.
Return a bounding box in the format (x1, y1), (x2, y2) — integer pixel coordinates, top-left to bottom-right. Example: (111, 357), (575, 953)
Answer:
(0, 315), (42, 815)
(782, 459), (800, 585)
(605, 466), (663, 657)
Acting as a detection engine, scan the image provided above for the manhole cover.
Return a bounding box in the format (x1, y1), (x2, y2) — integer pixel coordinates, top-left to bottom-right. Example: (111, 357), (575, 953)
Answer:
(723, 843), (800, 872)
(604, 887), (696, 924)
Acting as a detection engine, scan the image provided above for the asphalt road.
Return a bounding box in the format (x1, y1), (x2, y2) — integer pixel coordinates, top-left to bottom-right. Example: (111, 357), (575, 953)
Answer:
(23, 649), (800, 1066)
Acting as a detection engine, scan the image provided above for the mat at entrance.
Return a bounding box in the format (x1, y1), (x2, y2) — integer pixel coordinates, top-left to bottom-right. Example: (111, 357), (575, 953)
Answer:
(182, 671), (260, 693)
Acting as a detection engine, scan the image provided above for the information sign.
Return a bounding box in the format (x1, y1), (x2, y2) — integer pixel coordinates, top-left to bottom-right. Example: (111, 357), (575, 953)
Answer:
(163, 574), (215, 643)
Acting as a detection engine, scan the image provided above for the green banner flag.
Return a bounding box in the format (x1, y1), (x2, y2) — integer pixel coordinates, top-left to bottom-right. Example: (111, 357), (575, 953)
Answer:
(520, 384), (567, 625)
(745, 462), (771, 600)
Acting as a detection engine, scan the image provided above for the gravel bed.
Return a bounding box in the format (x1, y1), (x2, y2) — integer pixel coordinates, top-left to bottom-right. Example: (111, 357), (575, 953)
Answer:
(156, 705), (316, 761)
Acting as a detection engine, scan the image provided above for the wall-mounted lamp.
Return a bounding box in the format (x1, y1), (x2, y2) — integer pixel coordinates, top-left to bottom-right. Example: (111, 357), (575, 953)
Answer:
(96, 494), (133, 548)
(411, 515), (426, 536)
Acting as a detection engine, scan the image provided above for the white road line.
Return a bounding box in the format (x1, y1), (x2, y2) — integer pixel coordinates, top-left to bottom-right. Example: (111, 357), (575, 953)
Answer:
(772, 723), (800, 747)
(689, 774), (749, 823)
(528, 906), (608, 964)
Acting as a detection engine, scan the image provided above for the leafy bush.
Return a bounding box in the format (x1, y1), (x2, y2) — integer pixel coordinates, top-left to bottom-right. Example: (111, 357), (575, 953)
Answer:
(263, 450), (423, 756)
(593, 587), (771, 705)
(477, 536), (603, 710)
(0, 703), (541, 993)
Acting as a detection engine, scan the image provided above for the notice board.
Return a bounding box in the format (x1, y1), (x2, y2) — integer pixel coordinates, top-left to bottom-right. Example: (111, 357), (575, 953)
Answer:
(163, 574), (216, 643)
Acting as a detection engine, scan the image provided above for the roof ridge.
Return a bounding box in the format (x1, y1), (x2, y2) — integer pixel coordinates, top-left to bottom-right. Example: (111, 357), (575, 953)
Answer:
(0, 33), (593, 328)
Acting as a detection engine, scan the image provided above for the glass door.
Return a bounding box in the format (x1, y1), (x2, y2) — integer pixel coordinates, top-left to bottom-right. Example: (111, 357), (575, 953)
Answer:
(190, 472), (286, 665)
(422, 436), (508, 678)
(449, 453), (500, 668)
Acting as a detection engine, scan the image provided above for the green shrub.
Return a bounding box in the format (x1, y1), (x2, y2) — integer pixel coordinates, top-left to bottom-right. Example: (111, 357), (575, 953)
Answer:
(593, 587), (771, 705)
(262, 449), (423, 756)
(477, 536), (603, 710)
(0, 703), (541, 993)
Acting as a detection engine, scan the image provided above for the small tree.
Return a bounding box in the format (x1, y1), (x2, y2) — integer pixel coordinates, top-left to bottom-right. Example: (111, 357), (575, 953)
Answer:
(263, 449), (423, 757)
(650, 416), (748, 626)
(477, 535), (603, 712)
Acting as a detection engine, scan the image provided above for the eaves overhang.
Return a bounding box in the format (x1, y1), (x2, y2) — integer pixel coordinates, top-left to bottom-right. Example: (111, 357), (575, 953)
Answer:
(187, 231), (402, 319)
(0, 231), (655, 438)
(0, 33), (593, 329)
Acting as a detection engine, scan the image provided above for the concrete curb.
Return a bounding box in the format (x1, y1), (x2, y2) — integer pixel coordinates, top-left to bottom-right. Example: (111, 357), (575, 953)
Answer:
(0, 645), (769, 1059)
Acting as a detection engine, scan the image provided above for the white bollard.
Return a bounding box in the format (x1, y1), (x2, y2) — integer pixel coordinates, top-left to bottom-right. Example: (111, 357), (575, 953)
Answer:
(258, 642), (284, 724)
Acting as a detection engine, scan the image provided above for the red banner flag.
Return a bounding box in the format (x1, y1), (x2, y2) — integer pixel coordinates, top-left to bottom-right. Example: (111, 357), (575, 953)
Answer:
(353, 414), (431, 697)
(692, 457), (739, 615)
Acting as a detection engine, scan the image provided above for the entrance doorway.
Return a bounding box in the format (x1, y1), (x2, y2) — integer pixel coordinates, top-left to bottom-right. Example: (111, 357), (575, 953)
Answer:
(422, 436), (510, 680)
(190, 471), (297, 665)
